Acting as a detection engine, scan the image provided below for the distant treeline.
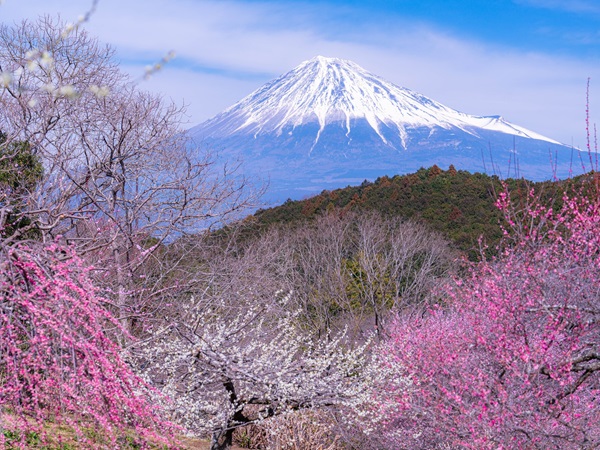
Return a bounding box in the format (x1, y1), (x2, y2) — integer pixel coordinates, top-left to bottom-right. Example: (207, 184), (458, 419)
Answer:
(239, 165), (596, 260)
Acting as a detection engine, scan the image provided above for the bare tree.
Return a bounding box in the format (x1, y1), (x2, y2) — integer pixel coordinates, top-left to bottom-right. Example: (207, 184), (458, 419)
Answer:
(184, 210), (455, 342)
(280, 211), (456, 339)
(285, 212), (355, 337)
(349, 212), (454, 337)
(0, 17), (259, 334)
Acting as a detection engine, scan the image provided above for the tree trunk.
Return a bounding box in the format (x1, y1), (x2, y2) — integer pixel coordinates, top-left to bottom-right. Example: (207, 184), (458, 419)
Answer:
(210, 428), (234, 450)
(210, 378), (248, 450)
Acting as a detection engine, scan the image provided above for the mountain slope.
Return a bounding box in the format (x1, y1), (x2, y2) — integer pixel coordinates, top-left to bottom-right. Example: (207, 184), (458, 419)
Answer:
(189, 56), (583, 203)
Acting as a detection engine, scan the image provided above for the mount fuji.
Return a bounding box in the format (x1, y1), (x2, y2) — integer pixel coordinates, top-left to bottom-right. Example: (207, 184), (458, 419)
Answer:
(189, 56), (582, 202)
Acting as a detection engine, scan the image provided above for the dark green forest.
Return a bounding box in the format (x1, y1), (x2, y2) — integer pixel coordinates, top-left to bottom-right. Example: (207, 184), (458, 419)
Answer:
(232, 165), (586, 260)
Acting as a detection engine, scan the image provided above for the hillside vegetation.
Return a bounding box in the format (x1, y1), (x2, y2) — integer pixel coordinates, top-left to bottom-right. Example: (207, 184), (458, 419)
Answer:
(247, 165), (568, 259)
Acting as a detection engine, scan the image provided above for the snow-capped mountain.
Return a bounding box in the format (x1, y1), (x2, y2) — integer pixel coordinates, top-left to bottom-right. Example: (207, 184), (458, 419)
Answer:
(189, 56), (581, 202)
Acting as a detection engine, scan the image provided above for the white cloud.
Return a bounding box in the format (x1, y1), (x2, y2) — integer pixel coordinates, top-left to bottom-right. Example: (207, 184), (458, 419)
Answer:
(2, 0), (599, 147)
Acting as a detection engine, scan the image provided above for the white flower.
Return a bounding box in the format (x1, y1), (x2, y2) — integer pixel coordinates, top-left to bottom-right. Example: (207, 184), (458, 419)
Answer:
(27, 59), (39, 72)
(89, 84), (110, 98)
(0, 71), (12, 88)
(40, 51), (54, 68)
(25, 50), (40, 60)
(61, 23), (76, 38)
(42, 83), (55, 94)
(57, 85), (77, 98)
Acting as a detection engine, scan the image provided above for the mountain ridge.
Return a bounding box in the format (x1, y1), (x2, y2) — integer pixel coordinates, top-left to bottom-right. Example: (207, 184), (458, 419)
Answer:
(189, 56), (583, 202)
(193, 56), (560, 147)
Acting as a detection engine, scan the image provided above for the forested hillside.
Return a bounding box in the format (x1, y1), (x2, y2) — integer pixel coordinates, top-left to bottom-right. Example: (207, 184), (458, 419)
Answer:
(247, 165), (569, 259)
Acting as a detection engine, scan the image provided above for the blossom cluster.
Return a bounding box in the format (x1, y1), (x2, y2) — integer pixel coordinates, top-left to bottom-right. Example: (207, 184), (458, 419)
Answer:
(374, 186), (600, 449)
(135, 292), (383, 448)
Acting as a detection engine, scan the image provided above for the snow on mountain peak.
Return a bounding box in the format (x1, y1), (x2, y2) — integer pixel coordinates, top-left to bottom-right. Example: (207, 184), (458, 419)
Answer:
(196, 56), (561, 148)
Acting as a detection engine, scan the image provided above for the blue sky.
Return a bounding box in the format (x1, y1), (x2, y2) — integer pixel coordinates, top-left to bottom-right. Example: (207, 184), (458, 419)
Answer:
(2, 0), (599, 148)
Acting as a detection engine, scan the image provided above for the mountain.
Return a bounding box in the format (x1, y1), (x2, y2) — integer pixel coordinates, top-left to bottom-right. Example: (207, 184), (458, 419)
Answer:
(189, 56), (584, 203)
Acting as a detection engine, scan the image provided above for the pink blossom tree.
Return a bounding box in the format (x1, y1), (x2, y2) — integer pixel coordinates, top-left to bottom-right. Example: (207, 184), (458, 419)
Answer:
(375, 184), (600, 449)
(0, 242), (175, 448)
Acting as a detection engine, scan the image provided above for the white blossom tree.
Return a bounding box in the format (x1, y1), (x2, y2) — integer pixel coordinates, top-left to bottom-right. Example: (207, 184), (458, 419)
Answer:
(135, 291), (378, 450)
